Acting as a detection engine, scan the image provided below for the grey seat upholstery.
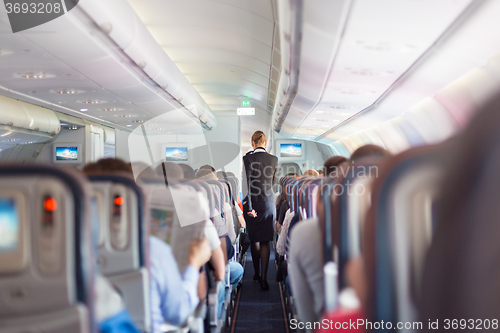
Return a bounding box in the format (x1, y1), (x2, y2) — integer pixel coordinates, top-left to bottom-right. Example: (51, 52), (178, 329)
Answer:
(0, 165), (96, 333)
(89, 174), (150, 332)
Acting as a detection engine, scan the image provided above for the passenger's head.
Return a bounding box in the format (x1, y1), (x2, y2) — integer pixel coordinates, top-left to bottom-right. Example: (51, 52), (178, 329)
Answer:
(178, 163), (195, 180)
(350, 144), (389, 163)
(226, 172), (235, 177)
(302, 169), (319, 178)
(199, 164), (216, 172)
(251, 130), (267, 149)
(83, 158), (133, 176)
(323, 155), (348, 177)
(157, 162), (184, 181)
(317, 170), (324, 176)
(216, 171), (228, 179)
(195, 168), (217, 180)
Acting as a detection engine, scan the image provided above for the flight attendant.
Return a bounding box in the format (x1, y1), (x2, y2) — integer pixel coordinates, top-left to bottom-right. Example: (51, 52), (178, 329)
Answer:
(243, 131), (278, 290)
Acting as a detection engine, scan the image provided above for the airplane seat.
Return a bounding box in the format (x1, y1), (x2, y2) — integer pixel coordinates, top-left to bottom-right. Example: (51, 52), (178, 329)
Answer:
(88, 174), (150, 332)
(195, 181), (216, 222)
(317, 177), (344, 310)
(330, 159), (381, 291)
(419, 94), (500, 325)
(0, 165), (96, 333)
(363, 144), (450, 328)
(227, 177), (239, 204)
(306, 180), (321, 218)
(140, 180), (211, 333)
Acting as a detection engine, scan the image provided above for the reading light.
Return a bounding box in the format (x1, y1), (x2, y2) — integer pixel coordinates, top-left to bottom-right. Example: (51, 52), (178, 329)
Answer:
(80, 108), (88, 112)
(43, 197), (58, 212)
(126, 124), (132, 127)
(51, 89), (83, 94)
(78, 100), (106, 104)
(13, 72), (55, 79)
(101, 108), (121, 112)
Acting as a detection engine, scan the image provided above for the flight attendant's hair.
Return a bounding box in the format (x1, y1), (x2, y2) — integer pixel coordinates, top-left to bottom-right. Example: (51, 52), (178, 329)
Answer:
(251, 131), (266, 145)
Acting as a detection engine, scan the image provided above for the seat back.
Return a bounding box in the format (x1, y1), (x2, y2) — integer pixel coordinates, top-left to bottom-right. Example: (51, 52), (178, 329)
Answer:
(0, 165), (95, 333)
(144, 182), (208, 271)
(420, 96), (500, 326)
(365, 145), (448, 331)
(333, 160), (380, 289)
(88, 175), (150, 332)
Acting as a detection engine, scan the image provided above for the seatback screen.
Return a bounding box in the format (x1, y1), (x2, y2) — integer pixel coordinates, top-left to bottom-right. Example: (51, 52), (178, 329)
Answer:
(150, 208), (175, 244)
(0, 198), (18, 251)
(55, 146), (78, 161)
(280, 143), (302, 158)
(165, 147), (188, 161)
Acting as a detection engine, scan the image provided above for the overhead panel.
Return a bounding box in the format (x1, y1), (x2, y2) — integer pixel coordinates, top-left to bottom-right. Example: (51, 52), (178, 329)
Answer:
(0, 0), (215, 135)
(274, 0), (476, 142)
(128, 0), (276, 147)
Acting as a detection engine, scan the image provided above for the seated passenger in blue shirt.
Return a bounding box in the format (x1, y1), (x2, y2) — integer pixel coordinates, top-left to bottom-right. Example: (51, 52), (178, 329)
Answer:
(149, 235), (211, 331)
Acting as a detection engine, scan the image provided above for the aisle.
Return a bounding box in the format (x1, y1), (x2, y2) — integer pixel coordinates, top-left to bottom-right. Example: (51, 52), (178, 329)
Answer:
(232, 248), (287, 333)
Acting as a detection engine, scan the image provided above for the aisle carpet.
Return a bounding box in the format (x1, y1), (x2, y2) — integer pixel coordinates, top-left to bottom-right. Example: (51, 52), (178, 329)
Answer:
(233, 248), (286, 333)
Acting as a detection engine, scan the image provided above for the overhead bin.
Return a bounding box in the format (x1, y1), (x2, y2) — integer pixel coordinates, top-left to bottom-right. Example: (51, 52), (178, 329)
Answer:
(77, 0), (216, 129)
(0, 95), (60, 149)
(1, 0), (216, 134)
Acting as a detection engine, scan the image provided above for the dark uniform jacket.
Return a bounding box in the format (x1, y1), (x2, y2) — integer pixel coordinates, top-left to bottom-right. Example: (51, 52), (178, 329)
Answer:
(243, 147), (278, 211)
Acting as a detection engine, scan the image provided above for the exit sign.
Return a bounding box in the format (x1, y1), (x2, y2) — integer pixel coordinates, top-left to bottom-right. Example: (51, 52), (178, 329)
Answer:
(237, 107), (255, 115)
(241, 100), (251, 107)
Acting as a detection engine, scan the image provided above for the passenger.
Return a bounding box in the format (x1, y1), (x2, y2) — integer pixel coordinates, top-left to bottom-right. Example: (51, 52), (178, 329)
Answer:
(158, 163), (226, 283)
(302, 169), (320, 178)
(323, 156), (348, 177)
(156, 161), (184, 182)
(288, 146), (389, 324)
(243, 130), (279, 291)
(178, 163), (196, 180)
(83, 159), (218, 331)
(317, 169), (324, 176)
(199, 164), (216, 172)
(195, 165), (244, 297)
(349, 144), (389, 163)
(195, 167), (217, 180)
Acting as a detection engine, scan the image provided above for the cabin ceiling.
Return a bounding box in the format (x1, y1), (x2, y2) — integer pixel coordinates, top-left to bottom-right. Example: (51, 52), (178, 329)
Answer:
(276, 0), (478, 141)
(128, 0), (279, 150)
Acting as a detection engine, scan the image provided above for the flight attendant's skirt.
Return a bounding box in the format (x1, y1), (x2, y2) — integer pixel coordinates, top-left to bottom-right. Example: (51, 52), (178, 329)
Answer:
(243, 199), (275, 243)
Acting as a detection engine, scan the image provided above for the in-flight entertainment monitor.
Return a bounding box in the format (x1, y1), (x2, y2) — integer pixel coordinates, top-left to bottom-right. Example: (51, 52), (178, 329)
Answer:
(0, 193), (27, 273)
(276, 140), (306, 162)
(53, 143), (83, 164)
(161, 143), (191, 163)
(165, 147), (189, 162)
(0, 198), (18, 252)
(280, 143), (303, 158)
